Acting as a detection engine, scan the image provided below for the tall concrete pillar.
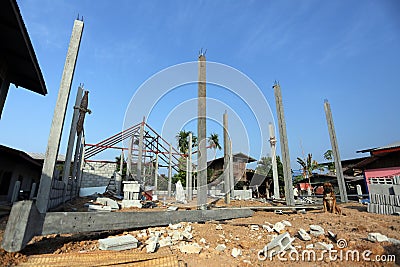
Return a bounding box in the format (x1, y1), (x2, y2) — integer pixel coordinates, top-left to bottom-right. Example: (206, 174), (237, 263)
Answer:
(154, 153), (158, 194)
(272, 83), (294, 206)
(71, 132), (82, 179)
(36, 19), (84, 214)
(197, 53), (207, 210)
(185, 157), (189, 196)
(168, 145), (172, 197)
(0, 77), (10, 119)
(269, 122), (280, 199)
(223, 111), (231, 204)
(62, 86), (83, 186)
(76, 136), (85, 189)
(29, 183), (37, 200)
(188, 132), (193, 201)
(324, 100), (348, 203)
(137, 121), (144, 183)
(127, 136), (133, 178)
(116, 149), (124, 195)
(229, 140), (235, 197)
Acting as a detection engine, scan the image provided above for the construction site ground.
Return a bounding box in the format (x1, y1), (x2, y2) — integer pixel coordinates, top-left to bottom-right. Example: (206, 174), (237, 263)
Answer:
(0, 197), (399, 266)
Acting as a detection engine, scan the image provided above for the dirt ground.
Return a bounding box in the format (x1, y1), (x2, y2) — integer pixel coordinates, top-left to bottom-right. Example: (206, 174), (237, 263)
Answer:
(0, 197), (399, 266)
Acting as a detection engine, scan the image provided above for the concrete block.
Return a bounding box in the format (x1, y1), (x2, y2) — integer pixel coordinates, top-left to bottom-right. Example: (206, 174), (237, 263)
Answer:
(263, 232), (295, 258)
(231, 247), (242, 258)
(121, 200), (142, 209)
(298, 228), (311, 241)
(215, 244), (226, 251)
(310, 225), (325, 237)
(368, 233), (388, 242)
(273, 222), (285, 233)
(145, 236), (159, 253)
(182, 230), (193, 240)
(179, 242), (202, 254)
(169, 223), (182, 230)
(281, 220), (292, 227)
(388, 238), (400, 245)
(159, 236), (173, 247)
(98, 234), (138, 250)
(216, 224), (223, 230)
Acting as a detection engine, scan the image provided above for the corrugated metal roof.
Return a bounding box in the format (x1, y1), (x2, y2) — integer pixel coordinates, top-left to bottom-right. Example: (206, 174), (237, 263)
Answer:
(27, 152), (66, 162)
(357, 141), (400, 153)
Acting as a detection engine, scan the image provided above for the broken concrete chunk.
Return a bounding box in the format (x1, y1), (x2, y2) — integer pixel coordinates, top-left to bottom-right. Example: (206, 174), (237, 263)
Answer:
(306, 244), (314, 249)
(99, 234), (138, 251)
(180, 243), (202, 254)
(159, 236), (172, 247)
(121, 200), (142, 209)
(273, 222), (285, 233)
(96, 197), (120, 210)
(215, 244), (227, 251)
(146, 240), (158, 253)
(200, 238), (206, 244)
(169, 223), (182, 230)
(88, 205), (112, 212)
(263, 232), (294, 258)
(368, 233), (389, 242)
(262, 225), (274, 232)
(182, 230), (193, 240)
(388, 238), (400, 245)
(281, 220), (292, 227)
(298, 228), (311, 241)
(309, 225), (325, 237)
(216, 224), (223, 230)
(314, 242), (333, 250)
(231, 248), (242, 258)
(250, 225), (259, 231)
(167, 206), (178, 211)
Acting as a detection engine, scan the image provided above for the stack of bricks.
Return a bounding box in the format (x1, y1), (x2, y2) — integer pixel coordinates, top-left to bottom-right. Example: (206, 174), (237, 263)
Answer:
(367, 175), (400, 215)
(80, 161), (117, 188)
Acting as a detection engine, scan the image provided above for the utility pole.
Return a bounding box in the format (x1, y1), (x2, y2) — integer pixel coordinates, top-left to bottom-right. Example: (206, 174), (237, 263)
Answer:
(272, 82), (295, 206)
(188, 132), (193, 201)
(324, 99), (348, 203)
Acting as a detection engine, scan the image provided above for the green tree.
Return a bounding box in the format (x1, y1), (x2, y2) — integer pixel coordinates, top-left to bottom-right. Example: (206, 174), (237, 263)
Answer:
(176, 130), (197, 154)
(323, 149), (335, 174)
(208, 132), (222, 159)
(296, 154), (320, 189)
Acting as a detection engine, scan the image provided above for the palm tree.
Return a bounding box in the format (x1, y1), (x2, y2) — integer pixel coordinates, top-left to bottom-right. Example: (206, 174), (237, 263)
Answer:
(296, 153), (319, 178)
(323, 149), (335, 174)
(208, 132), (221, 159)
(296, 153), (319, 194)
(176, 130), (198, 154)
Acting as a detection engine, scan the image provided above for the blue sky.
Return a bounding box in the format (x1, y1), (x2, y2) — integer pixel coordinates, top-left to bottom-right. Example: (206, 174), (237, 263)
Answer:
(1, 0), (399, 171)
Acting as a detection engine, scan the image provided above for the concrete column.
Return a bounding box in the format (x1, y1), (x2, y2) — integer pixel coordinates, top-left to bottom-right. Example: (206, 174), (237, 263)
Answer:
(229, 140), (235, 197)
(269, 122), (280, 199)
(137, 121), (144, 183)
(185, 157), (189, 197)
(324, 100), (348, 203)
(127, 136), (133, 178)
(223, 111), (230, 204)
(154, 153), (159, 194)
(11, 181), (21, 203)
(168, 145), (172, 197)
(197, 54), (207, 210)
(71, 132), (82, 179)
(62, 86), (83, 186)
(272, 83), (294, 206)
(188, 132), (193, 201)
(36, 19), (84, 214)
(116, 149), (124, 195)
(76, 135), (85, 189)
(0, 77), (10, 119)
(29, 183), (37, 200)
